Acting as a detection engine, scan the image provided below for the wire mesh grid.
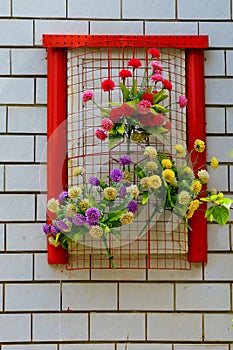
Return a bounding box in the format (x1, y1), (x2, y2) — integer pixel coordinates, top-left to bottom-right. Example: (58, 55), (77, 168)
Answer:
(66, 45), (190, 270)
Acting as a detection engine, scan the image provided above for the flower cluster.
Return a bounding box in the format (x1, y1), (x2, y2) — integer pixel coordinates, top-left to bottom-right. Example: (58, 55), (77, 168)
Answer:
(82, 47), (187, 149)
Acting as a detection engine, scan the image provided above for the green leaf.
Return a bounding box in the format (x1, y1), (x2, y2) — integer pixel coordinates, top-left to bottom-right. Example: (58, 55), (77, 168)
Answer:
(153, 104), (169, 113)
(134, 165), (146, 179)
(116, 123), (125, 134)
(99, 179), (108, 190)
(146, 126), (168, 136)
(142, 191), (149, 205)
(131, 79), (137, 97)
(218, 197), (233, 209)
(106, 210), (126, 222)
(108, 135), (122, 150)
(153, 89), (167, 104)
(100, 108), (110, 117)
(126, 100), (138, 109)
(212, 205), (230, 226)
(120, 82), (130, 101)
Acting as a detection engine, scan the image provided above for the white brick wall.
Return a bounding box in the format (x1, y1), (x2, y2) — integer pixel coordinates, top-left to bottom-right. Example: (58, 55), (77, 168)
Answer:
(1, 0), (233, 348)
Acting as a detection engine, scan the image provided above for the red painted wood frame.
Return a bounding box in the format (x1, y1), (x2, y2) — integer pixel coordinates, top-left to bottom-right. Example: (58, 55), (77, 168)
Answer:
(43, 35), (209, 265)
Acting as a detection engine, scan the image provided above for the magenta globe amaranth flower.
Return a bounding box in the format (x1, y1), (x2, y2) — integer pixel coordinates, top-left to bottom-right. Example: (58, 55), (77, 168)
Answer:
(119, 155), (132, 166)
(82, 89), (94, 102)
(179, 95), (188, 109)
(88, 176), (100, 186)
(127, 200), (138, 213)
(110, 169), (123, 183)
(86, 207), (101, 226)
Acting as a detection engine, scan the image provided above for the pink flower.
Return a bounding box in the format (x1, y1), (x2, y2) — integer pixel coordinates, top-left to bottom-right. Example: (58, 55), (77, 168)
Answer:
(150, 60), (163, 71)
(179, 95), (188, 108)
(138, 100), (152, 115)
(162, 80), (172, 91)
(119, 69), (132, 79)
(164, 121), (172, 133)
(148, 48), (161, 59)
(95, 129), (108, 141)
(128, 58), (142, 69)
(151, 73), (163, 82)
(101, 79), (115, 92)
(82, 90), (94, 102)
(101, 118), (114, 131)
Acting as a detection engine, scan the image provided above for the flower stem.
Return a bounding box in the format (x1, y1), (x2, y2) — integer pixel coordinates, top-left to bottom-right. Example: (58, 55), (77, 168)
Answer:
(102, 235), (115, 269)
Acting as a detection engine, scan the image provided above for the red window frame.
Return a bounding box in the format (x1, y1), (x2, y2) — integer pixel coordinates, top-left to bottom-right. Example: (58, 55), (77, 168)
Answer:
(43, 35), (209, 265)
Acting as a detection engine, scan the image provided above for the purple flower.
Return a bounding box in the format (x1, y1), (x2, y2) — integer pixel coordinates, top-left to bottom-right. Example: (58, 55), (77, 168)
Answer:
(59, 191), (68, 205)
(119, 155), (132, 166)
(88, 176), (100, 186)
(110, 169), (123, 183)
(56, 220), (70, 231)
(43, 224), (50, 235)
(86, 207), (100, 226)
(119, 186), (127, 198)
(127, 200), (138, 213)
(50, 225), (59, 236)
(73, 214), (86, 226)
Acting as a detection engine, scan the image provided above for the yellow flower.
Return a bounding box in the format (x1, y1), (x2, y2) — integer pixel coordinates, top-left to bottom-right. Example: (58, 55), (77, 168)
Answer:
(211, 157), (218, 170)
(89, 225), (104, 238)
(48, 236), (60, 247)
(120, 212), (134, 225)
(194, 139), (205, 153)
(127, 185), (139, 199)
(73, 166), (84, 176)
(178, 191), (191, 205)
(186, 200), (200, 218)
(66, 204), (77, 217)
(161, 158), (172, 169)
(104, 187), (117, 201)
(192, 181), (202, 193)
(184, 167), (193, 175)
(174, 144), (186, 157)
(198, 169), (209, 183)
(131, 132), (148, 143)
(123, 171), (133, 182)
(210, 188), (217, 195)
(146, 161), (158, 171)
(186, 209), (194, 219)
(47, 198), (60, 213)
(162, 169), (175, 182)
(148, 175), (162, 190)
(68, 185), (82, 198)
(140, 177), (150, 190)
(144, 146), (157, 158)
(79, 199), (90, 212)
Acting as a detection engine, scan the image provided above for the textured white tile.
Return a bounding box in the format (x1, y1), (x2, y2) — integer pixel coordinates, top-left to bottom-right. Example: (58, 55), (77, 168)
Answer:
(175, 345), (228, 350)
(0, 135), (34, 162)
(68, 0), (120, 18)
(36, 78), (47, 104)
(36, 135), (47, 163)
(226, 51), (233, 76)
(148, 263), (202, 280)
(146, 21), (198, 35)
(12, 49), (47, 75)
(91, 21), (143, 35)
(204, 314), (233, 341)
(6, 223), (46, 251)
(208, 224), (230, 251)
(0, 49), (10, 74)
(200, 23), (233, 47)
(0, 254), (32, 281)
(205, 254), (233, 280)
(207, 166), (228, 192)
(0, 224), (4, 251)
(226, 107), (233, 133)
(8, 106), (46, 133)
(2, 346), (57, 350)
(0, 20), (33, 46)
(0, 78), (34, 104)
(0, 0), (11, 16)
(204, 50), (225, 76)
(13, 0), (66, 17)
(0, 165), (4, 192)
(0, 314), (30, 342)
(91, 268), (146, 281)
(206, 78), (233, 105)
(206, 107), (225, 134)
(207, 136), (233, 162)
(123, 0), (175, 19)
(61, 346), (114, 350)
(0, 194), (35, 221)
(6, 164), (46, 192)
(178, 0), (230, 19)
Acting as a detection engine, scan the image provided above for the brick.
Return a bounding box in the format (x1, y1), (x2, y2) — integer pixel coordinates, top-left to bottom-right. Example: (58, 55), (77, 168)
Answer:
(200, 23), (233, 47)
(0, 165), (4, 192)
(0, 106), (6, 132)
(226, 51), (233, 76)
(36, 78), (47, 104)
(0, 20), (33, 46)
(204, 50), (225, 76)
(0, 224), (4, 251)
(205, 253), (233, 280)
(118, 346), (172, 350)
(12, 49), (47, 75)
(0, 254), (32, 281)
(0, 283), (2, 311)
(5, 283), (60, 311)
(37, 194), (47, 221)
(0, 135), (34, 162)
(8, 106), (47, 134)
(91, 268), (146, 281)
(145, 21), (198, 35)
(204, 314), (233, 341)
(0, 78), (34, 104)
(33, 313), (88, 341)
(176, 283), (230, 311)
(36, 135), (47, 162)
(148, 263), (202, 280)
(230, 166), (233, 191)
(122, 0), (175, 19)
(60, 346), (114, 350)
(207, 136), (233, 162)
(13, 0), (66, 17)
(6, 223), (47, 251)
(206, 78), (233, 105)
(178, 0), (230, 19)
(147, 313), (202, 341)
(0, 49), (10, 74)
(2, 346), (57, 350)
(6, 164), (46, 192)
(119, 283), (173, 310)
(208, 224), (230, 251)
(226, 107), (233, 133)
(0, 194), (35, 221)
(207, 166), (228, 192)
(91, 313), (145, 340)
(175, 345), (228, 350)
(35, 20), (88, 46)
(0, 314), (30, 342)
(68, 0), (120, 18)
(206, 107), (225, 134)
(62, 283), (117, 310)
(0, 0), (11, 16)
(34, 253), (90, 281)
(90, 21), (143, 35)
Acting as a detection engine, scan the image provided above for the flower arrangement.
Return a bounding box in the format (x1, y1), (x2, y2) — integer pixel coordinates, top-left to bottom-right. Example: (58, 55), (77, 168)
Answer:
(82, 47), (187, 149)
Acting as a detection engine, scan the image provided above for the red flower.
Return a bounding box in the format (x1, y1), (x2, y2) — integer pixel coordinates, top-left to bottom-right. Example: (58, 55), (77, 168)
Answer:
(109, 108), (122, 122)
(101, 79), (115, 92)
(120, 103), (135, 117)
(154, 113), (164, 126)
(163, 79), (172, 91)
(95, 129), (108, 141)
(119, 69), (132, 79)
(163, 121), (172, 133)
(128, 58), (142, 69)
(141, 92), (154, 104)
(148, 48), (161, 59)
(143, 114), (158, 127)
